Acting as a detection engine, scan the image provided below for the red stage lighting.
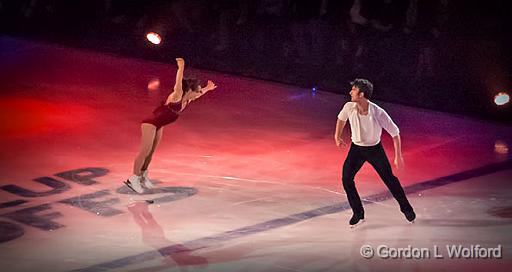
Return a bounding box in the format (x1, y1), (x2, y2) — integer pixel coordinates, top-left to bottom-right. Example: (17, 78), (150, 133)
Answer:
(494, 140), (509, 154)
(146, 32), (162, 45)
(147, 78), (160, 91)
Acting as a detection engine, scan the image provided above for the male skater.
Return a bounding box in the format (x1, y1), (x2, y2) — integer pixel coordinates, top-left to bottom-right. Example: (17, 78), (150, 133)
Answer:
(334, 78), (416, 227)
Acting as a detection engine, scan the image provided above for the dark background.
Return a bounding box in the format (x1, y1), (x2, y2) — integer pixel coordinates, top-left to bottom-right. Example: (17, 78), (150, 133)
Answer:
(1, 0), (510, 122)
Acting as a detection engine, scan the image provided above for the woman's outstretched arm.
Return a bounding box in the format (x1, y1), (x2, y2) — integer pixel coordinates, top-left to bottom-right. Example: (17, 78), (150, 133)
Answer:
(189, 80), (218, 101)
(166, 58), (186, 104)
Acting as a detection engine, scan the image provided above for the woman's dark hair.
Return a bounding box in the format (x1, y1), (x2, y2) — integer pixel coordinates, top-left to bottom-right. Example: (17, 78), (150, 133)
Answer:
(351, 78), (373, 99)
(182, 77), (200, 94)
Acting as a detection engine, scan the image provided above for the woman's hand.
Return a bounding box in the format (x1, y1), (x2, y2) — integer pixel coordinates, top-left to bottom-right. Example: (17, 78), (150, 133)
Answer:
(204, 80), (218, 92)
(176, 58), (185, 68)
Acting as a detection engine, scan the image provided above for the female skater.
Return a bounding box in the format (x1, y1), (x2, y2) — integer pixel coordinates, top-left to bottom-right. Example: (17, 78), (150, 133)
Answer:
(125, 58), (218, 193)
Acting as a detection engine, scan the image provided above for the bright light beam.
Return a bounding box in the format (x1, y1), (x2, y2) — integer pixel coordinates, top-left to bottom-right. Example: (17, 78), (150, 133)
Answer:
(146, 32), (162, 45)
(494, 92), (510, 106)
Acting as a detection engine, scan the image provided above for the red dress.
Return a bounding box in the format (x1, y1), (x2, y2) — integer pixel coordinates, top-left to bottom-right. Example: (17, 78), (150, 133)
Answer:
(141, 100), (184, 129)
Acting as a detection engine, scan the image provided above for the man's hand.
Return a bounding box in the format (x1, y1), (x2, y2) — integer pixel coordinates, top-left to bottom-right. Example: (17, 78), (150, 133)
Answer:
(394, 155), (404, 170)
(335, 136), (347, 148)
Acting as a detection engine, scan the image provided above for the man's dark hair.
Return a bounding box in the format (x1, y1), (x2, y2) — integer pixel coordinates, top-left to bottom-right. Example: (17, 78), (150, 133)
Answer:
(350, 78), (373, 99)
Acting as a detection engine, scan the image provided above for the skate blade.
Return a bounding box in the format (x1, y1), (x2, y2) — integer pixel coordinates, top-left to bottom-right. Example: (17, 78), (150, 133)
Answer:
(123, 180), (143, 194)
(128, 199), (155, 204)
(350, 219), (365, 229)
(143, 183), (156, 190)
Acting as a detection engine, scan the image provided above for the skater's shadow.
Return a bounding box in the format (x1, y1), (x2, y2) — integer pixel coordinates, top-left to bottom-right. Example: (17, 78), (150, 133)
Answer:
(127, 202), (208, 270)
(353, 216), (512, 229)
(417, 218), (512, 227)
(488, 206), (512, 219)
(356, 223), (391, 231)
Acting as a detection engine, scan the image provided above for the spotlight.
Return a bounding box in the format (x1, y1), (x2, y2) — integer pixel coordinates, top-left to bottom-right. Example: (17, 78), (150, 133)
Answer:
(494, 140), (509, 154)
(146, 32), (162, 45)
(494, 92), (510, 106)
(147, 78), (160, 91)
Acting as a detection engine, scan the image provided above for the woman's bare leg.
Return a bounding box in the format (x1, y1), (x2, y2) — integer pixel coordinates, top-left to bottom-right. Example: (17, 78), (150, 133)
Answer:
(141, 127), (164, 172)
(140, 127), (163, 189)
(133, 123), (158, 176)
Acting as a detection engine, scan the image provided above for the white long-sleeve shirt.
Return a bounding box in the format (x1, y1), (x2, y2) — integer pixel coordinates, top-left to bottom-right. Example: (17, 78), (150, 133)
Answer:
(337, 101), (400, 146)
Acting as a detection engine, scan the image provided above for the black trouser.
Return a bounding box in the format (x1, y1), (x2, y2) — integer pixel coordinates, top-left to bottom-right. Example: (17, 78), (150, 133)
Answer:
(342, 142), (413, 215)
